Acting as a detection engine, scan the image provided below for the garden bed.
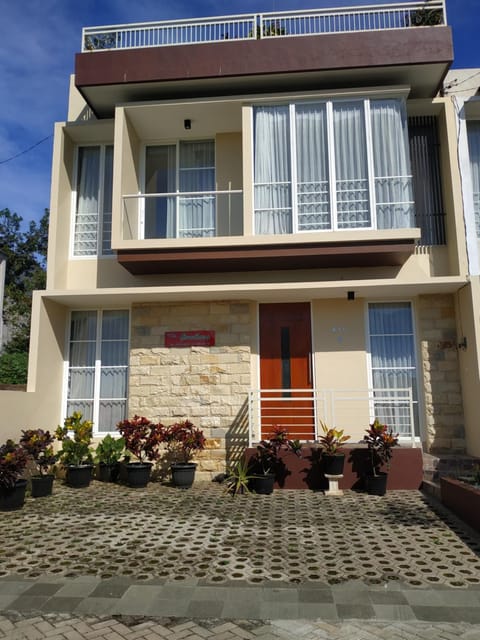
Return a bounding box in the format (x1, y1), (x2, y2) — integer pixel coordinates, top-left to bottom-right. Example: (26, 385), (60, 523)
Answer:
(440, 476), (480, 533)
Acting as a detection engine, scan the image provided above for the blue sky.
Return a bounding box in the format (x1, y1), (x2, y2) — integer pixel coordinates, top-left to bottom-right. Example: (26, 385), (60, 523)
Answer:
(0, 0), (479, 229)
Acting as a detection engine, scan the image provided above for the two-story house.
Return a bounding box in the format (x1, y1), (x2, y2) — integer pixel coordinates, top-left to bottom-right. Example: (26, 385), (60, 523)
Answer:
(3, 1), (477, 480)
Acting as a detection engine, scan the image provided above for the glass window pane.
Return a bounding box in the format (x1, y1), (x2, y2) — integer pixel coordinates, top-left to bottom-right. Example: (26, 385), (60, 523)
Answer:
(68, 369), (95, 398)
(333, 101), (370, 229)
(100, 367), (128, 398)
(98, 401), (127, 433)
(74, 147), (100, 256)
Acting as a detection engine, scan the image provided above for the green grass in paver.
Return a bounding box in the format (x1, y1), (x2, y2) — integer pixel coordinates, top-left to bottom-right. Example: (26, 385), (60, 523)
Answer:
(1, 482), (480, 588)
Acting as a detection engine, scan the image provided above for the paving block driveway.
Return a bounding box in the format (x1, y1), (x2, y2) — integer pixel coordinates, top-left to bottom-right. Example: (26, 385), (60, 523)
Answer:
(1, 482), (480, 638)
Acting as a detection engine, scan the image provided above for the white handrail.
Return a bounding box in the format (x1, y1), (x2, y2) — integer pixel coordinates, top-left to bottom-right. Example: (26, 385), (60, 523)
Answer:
(82, 1), (446, 51)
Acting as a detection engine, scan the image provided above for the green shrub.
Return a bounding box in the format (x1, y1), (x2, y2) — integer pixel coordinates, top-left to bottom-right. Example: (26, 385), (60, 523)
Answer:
(0, 351), (28, 384)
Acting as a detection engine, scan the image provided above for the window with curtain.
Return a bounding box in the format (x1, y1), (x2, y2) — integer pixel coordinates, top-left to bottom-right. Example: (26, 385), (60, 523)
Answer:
(368, 302), (419, 438)
(467, 121), (480, 236)
(67, 310), (129, 435)
(73, 145), (113, 256)
(253, 98), (414, 235)
(145, 140), (215, 239)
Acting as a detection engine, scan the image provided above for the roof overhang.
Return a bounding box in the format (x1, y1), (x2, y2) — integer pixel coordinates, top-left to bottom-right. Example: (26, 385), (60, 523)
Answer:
(75, 27), (453, 118)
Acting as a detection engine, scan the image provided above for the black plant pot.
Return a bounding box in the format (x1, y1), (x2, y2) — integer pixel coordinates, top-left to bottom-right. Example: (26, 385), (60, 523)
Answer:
(365, 472), (388, 496)
(97, 462), (119, 483)
(66, 465), (94, 488)
(0, 479), (28, 510)
(322, 454), (345, 476)
(31, 474), (54, 498)
(125, 462), (152, 488)
(250, 473), (275, 495)
(171, 463), (197, 489)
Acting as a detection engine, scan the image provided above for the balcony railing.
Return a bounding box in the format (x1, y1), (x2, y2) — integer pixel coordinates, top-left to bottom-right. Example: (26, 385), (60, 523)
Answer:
(122, 190), (243, 241)
(83, 1), (446, 52)
(248, 387), (417, 446)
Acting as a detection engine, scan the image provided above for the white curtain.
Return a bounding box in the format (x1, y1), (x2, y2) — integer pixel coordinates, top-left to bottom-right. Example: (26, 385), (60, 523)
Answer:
(254, 106), (292, 234)
(67, 310), (129, 433)
(74, 147), (100, 255)
(145, 145), (177, 239)
(101, 146), (114, 255)
(467, 121), (480, 236)
(368, 302), (418, 437)
(179, 140), (215, 237)
(333, 102), (370, 229)
(370, 99), (414, 229)
(295, 104), (330, 230)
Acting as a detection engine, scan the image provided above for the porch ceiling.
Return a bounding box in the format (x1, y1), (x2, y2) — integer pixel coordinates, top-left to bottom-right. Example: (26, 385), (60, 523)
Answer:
(41, 275), (467, 308)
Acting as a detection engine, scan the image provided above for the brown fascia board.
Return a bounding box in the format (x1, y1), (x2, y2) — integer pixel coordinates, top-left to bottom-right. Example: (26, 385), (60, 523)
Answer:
(75, 26), (453, 91)
(116, 239), (416, 275)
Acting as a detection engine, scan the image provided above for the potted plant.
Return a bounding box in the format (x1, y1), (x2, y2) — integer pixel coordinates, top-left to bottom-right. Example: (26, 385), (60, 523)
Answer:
(225, 457), (254, 497)
(251, 425), (301, 494)
(94, 434), (125, 482)
(163, 420), (206, 488)
(363, 419), (399, 496)
(117, 415), (163, 487)
(0, 439), (29, 510)
(318, 422), (351, 476)
(55, 412), (94, 488)
(20, 429), (57, 497)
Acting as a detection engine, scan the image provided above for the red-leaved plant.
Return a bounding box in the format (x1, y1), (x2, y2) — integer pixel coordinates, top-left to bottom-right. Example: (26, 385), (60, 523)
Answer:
(255, 425), (302, 475)
(163, 420), (206, 464)
(20, 429), (57, 476)
(0, 440), (29, 489)
(363, 419), (399, 475)
(117, 415), (164, 463)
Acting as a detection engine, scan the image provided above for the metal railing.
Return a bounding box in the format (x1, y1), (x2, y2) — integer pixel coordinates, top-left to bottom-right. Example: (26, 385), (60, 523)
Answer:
(122, 190), (243, 241)
(248, 387), (417, 446)
(82, 2), (446, 52)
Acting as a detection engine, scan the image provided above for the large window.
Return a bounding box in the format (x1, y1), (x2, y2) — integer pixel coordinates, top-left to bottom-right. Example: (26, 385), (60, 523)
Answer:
(368, 302), (419, 438)
(73, 146), (113, 256)
(467, 121), (480, 237)
(144, 140), (215, 238)
(66, 310), (129, 435)
(253, 99), (414, 235)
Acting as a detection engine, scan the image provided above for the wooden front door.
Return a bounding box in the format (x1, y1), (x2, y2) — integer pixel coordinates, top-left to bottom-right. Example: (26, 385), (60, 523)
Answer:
(259, 302), (315, 440)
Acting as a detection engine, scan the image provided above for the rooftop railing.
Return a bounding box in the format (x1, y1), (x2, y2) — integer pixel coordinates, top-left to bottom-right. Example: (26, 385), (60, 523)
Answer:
(82, 1), (446, 52)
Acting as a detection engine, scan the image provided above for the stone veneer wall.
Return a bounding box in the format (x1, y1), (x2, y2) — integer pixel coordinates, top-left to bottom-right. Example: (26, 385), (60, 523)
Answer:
(129, 301), (254, 480)
(418, 294), (465, 454)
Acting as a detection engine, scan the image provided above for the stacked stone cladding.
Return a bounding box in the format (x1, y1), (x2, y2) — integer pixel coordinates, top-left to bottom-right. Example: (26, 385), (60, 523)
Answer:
(418, 294), (465, 454)
(129, 301), (253, 480)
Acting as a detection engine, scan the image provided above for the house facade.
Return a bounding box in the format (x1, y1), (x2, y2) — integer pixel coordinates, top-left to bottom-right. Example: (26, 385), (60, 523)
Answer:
(3, 1), (480, 478)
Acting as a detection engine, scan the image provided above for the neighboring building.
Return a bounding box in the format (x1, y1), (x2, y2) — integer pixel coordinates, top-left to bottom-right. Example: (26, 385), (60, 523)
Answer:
(3, 0), (480, 476)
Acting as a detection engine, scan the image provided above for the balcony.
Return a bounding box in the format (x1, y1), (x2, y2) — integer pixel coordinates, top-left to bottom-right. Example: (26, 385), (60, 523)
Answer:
(75, 2), (452, 118)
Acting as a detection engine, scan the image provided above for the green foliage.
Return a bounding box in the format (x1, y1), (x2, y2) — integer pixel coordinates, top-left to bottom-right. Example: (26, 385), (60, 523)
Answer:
(0, 351), (28, 384)
(364, 419), (399, 473)
(225, 458), (254, 496)
(318, 421), (351, 455)
(55, 412), (94, 466)
(0, 207), (48, 375)
(94, 434), (125, 465)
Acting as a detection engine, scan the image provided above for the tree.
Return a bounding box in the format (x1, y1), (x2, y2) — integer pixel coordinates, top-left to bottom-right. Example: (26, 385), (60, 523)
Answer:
(0, 208), (48, 382)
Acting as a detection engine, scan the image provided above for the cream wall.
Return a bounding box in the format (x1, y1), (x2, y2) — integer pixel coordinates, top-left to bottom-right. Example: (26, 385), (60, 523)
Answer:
(312, 298), (370, 441)
(0, 295), (68, 440)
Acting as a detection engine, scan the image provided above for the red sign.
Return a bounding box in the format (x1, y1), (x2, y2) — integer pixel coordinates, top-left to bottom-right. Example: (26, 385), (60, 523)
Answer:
(165, 330), (215, 347)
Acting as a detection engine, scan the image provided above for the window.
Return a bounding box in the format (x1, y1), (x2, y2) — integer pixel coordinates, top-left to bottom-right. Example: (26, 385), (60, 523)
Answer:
(467, 121), (480, 236)
(73, 145), (113, 256)
(66, 310), (129, 435)
(253, 99), (414, 235)
(144, 140), (215, 238)
(368, 302), (419, 438)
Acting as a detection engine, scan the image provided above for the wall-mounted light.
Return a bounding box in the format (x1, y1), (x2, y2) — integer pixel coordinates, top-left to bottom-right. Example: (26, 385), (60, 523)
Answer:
(184, 119), (191, 130)
(347, 291), (355, 301)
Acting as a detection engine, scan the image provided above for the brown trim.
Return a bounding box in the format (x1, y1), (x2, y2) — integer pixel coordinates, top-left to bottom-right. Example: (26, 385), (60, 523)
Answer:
(116, 238), (416, 275)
